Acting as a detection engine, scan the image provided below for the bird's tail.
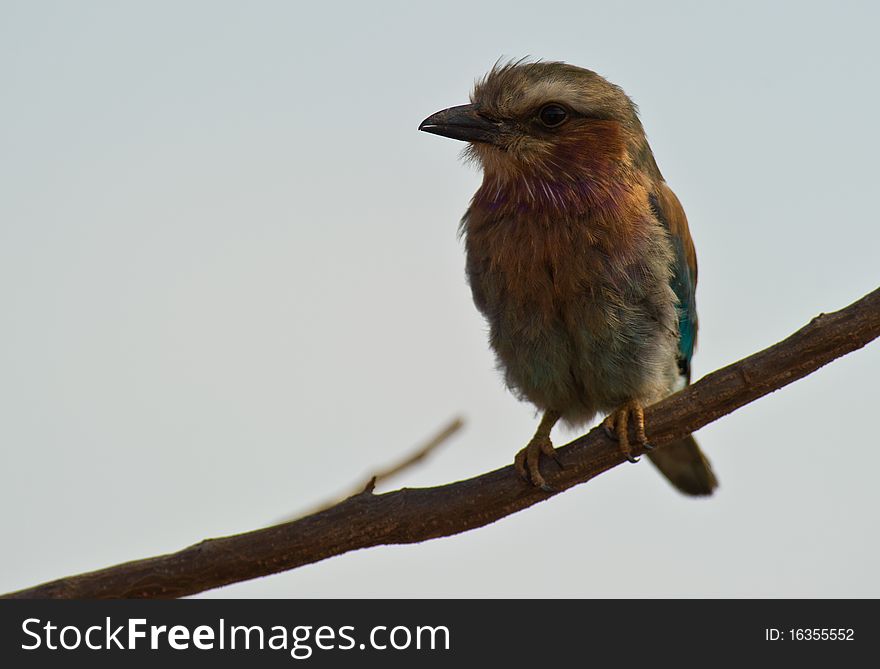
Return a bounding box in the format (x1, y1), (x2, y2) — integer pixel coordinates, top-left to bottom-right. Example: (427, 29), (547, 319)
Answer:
(647, 435), (718, 496)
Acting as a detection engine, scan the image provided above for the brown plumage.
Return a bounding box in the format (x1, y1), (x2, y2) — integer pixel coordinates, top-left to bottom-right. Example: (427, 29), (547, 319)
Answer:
(421, 60), (717, 495)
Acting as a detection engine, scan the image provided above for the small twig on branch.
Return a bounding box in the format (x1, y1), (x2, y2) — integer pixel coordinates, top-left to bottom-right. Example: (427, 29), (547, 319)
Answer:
(3, 287), (879, 600)
(289, 416), (464, 519)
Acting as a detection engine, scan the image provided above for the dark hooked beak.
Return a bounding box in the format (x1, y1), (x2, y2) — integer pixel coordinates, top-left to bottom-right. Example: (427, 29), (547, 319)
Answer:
(419, 104), (501, 144)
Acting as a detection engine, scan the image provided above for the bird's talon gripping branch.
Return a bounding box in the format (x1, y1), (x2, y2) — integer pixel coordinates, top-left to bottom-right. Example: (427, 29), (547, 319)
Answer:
(603, 423), (617, 442)
(514, 437), (558, 490)
(603, 400), (650, 464)
(514, 410), (562, 490)
(513, 449), (531, 484)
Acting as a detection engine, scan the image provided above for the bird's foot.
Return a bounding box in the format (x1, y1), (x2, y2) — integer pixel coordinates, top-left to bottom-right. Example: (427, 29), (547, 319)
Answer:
(514, 435), (564, 493)
(602, 400), (653, 463)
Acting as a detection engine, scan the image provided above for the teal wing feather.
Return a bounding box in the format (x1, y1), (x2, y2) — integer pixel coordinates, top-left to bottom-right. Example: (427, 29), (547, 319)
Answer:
(646, 185), (716, 495)
(649, 187), (698, 384)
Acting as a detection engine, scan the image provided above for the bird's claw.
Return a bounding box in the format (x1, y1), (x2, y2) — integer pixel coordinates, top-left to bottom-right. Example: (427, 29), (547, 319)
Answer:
(603, 400), (650, 464)
(603, 423), (617, 441)
(514, 436), (563, 491)
(604, 415), (632, 460)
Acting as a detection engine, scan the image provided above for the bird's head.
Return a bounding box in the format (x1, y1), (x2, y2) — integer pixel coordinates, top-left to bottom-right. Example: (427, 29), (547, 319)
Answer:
(420, 60), (656, 192)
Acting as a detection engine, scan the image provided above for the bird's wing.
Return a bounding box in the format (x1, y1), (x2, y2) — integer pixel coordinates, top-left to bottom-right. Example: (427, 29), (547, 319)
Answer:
(649, 183), (698, 384)
(645, 183), (717, 496)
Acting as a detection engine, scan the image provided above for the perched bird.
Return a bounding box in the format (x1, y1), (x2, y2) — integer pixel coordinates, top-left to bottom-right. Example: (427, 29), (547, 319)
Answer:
(420, 60), (717, 495)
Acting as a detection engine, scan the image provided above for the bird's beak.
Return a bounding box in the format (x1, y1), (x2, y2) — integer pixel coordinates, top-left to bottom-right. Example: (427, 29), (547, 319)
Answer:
(419, 104), (501, 144)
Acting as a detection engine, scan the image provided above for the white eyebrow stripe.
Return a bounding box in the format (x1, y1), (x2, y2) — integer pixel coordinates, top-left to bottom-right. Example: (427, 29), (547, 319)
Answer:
(515, 80), (591, 113)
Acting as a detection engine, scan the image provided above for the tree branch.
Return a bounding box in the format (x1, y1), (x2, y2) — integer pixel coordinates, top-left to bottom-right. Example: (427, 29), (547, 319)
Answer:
(286, 416), (464, 520)
(4, 287), (879, 599)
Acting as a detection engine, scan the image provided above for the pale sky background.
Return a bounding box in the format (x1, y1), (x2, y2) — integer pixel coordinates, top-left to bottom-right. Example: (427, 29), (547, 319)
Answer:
(2, 1), (878, 598)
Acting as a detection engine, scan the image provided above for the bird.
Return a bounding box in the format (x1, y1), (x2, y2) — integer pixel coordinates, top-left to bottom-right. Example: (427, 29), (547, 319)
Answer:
(419, 60), (717, 496)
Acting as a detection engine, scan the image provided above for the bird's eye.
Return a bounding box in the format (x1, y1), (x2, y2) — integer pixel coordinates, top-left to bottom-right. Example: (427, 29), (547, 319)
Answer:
(538, 104), (568, 128)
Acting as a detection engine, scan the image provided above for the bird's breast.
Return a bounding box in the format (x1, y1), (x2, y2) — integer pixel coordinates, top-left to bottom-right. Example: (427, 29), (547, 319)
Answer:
(462, 202), (678, 422)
